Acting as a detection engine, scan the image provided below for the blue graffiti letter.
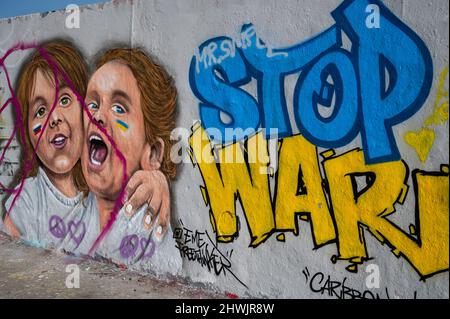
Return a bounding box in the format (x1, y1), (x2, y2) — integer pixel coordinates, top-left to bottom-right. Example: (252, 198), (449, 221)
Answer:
(241, 23), (339, 138)
(294, 50), (359, 146)
(334, 0), (433, 163)
(189, 37), (260, 143)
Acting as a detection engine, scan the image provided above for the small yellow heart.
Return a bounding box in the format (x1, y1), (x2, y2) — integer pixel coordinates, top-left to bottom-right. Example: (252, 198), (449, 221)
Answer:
(404, 128), (435, 163)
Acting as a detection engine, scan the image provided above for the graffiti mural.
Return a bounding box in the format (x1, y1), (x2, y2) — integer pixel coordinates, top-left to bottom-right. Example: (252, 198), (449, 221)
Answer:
(0, 0), (447, 299)
(404, 67), (449, 163)
(0, 41), (181, 271)
(189, 0), (433, 164)
(187, 0), (449, 282)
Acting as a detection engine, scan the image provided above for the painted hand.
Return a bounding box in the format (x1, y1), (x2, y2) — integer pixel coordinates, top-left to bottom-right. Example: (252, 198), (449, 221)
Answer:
(123, 170), (170, 241)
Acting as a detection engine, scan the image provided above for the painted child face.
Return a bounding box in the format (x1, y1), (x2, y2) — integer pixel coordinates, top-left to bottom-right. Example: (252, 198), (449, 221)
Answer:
(82, 62), (147, 200)
(28, 69), (84, 175)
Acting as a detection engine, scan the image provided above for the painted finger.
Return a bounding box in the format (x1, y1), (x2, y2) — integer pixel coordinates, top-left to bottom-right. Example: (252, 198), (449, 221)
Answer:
(154, 198), (170, 242)
(124, 170), (148, 202)
(142, 204), (159, 230)
(124, 184), (153, 218)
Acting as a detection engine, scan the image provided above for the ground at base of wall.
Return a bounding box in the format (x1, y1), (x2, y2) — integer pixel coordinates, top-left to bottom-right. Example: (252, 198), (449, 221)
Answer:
(0, 232), (223, 299)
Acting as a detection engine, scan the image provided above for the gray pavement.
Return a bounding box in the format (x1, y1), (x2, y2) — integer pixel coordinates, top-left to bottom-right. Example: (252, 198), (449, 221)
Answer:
(0, 232), (224, 299)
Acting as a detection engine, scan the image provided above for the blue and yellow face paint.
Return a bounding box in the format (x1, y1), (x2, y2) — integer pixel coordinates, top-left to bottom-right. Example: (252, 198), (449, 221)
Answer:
(33, 123), (42, 135)
(115, 119), (129, 132)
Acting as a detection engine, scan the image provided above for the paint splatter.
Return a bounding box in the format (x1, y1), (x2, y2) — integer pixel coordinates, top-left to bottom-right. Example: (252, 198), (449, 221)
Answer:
(225, 292), (238, 299)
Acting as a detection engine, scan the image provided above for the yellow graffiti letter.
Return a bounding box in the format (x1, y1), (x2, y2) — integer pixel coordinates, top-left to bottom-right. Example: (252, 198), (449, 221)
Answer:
(275, 135), (335, 246)
(189, 124), (274, 246)
(324, 149), (449, 278)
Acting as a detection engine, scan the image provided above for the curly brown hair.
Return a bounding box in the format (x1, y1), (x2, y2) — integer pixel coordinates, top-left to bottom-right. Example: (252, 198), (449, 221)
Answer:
(95, 48), (178, 180)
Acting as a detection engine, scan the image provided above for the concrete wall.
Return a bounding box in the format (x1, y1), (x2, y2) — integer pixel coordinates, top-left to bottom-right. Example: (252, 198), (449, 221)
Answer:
(0, 0), (448, 298)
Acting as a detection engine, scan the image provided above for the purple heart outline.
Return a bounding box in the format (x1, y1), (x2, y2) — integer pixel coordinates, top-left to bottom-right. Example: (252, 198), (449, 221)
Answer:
(68, 220), (86, 248)
(140, 237), (156, 260)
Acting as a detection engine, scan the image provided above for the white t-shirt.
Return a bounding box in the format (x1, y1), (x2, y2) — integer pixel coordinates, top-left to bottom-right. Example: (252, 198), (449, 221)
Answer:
(4, 167), (182, 275)
(5, 167), (84, 249)
(77, 192), (182, 275)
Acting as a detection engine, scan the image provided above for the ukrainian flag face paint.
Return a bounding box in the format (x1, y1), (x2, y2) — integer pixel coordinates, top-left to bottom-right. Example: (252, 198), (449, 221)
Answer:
(83, 62), (148, 199)
(115, 119), (129, 132)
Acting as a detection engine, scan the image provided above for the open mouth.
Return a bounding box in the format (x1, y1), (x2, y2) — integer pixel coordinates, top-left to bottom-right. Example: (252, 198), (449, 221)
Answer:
(89, 133), (108, 167)
(51, 134), (68, 150)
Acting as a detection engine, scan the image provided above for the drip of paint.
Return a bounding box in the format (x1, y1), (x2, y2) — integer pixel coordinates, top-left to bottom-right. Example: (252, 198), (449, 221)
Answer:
(33, 123), (42, 135)
(225, 292), (238, 299)
(115, 119), (129, 132)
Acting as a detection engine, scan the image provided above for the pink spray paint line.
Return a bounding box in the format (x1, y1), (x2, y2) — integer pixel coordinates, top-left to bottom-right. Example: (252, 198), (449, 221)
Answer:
(36, 47), (128, 256)
(0, 98), (16, 167)
(1, 43), (128, 256)
(0, 122), (18, 194)
(1, 42), (39, 217)
(1, 43), (69, 220)
(0, 98), (17, 191)
(0, 97), (13, 113)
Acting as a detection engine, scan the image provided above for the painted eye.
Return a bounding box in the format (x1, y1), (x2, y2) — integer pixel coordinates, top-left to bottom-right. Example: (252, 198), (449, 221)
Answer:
(87, 102), (98, 111)
(35, 106), (47, 119)
(112, 104), (126, 114)
(59, 96), (71, 107)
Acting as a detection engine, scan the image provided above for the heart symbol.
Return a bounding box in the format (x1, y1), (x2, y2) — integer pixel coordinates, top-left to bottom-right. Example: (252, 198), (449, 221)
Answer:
(404, 128), (435, 163)
(68, 220), (86, 248)
(140, 237), (156, 260)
